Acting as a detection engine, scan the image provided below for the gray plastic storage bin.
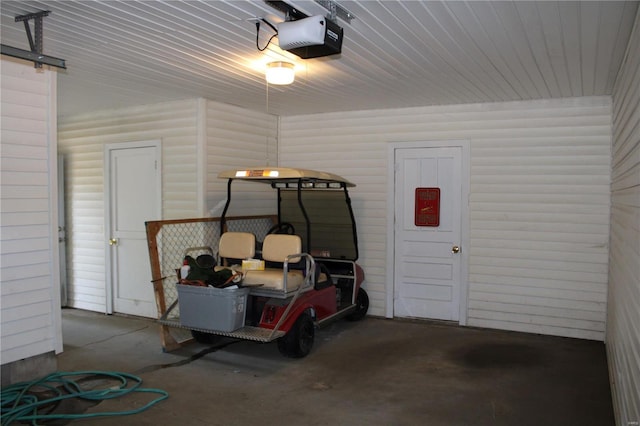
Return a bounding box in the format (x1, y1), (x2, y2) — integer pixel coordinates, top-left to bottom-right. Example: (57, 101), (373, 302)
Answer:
(177, 284), (249, 332)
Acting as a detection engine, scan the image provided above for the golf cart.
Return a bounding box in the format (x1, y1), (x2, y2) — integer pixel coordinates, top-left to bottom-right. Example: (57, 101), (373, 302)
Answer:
(177, 168), (368, 358)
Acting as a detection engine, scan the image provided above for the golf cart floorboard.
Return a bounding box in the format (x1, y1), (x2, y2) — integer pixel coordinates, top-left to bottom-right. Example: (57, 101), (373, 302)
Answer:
(158, 319), (286, 342)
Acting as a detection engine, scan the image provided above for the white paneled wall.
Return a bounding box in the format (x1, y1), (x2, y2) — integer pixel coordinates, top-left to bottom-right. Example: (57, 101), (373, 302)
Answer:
(58, 99), (199, 312)
(204, 101), (278, 217)
(58, 98), (278, 314)
(607, 10), (640, 426)
(1, 58), (62, 363)
(279, 96), (612, 340)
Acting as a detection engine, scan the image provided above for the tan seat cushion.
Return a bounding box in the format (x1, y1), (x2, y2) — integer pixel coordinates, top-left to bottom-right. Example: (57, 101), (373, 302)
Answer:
(241, 234), (305, 291)
(261, 234), (301, 263)
(242, 269), (304, 291)
(218, 232), (255, 260)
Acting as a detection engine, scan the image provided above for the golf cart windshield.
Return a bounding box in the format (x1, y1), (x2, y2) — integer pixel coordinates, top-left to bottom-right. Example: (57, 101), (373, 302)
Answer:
(218, 168), (359, 261)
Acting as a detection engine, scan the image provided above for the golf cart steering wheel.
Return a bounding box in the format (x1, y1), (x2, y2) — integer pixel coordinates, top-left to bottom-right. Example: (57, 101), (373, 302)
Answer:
(267, 222), (295, 235)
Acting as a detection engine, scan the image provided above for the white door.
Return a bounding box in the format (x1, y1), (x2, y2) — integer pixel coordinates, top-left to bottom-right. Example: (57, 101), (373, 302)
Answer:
(393, 146), (465, 322)
(107, 142), (161, 318)
(58, 155), (68, 307)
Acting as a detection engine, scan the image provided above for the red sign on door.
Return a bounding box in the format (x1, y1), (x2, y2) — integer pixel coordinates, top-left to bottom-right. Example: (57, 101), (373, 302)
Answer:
(415, 188), (440, 226)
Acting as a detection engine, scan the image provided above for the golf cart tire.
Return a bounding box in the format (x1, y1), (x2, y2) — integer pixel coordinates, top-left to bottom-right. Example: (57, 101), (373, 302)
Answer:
(191, 330), (221, 345)
(277, 312), (315, 358)
(346, 288), (369, 321)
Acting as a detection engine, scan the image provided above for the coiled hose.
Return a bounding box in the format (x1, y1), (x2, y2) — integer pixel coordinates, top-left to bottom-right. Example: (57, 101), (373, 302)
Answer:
(1, 370), (168, 425)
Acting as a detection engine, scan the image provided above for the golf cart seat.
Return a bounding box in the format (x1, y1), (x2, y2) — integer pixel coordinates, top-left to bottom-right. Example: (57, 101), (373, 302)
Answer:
(214, 231), (255, 270)
(243, 234), (311, 295)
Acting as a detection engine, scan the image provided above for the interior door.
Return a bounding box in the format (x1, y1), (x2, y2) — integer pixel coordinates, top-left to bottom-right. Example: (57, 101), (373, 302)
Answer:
(107, 142), (161, 318)
(393, 146), (463, 322)
(58, 154), (67, 307)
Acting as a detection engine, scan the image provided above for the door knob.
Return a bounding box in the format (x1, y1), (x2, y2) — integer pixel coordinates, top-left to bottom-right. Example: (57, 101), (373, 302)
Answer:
(452, 245), (460, 254)
(109, 238), (118, 246)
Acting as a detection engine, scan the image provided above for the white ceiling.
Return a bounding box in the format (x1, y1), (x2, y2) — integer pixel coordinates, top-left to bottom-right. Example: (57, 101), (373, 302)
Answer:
(1, 1), (638, 118)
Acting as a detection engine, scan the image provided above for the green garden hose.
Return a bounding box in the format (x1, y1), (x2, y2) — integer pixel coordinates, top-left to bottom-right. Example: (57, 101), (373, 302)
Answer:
(1, 370), (168, 425)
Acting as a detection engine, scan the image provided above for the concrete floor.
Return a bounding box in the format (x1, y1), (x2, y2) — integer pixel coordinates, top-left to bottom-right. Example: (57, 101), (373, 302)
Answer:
(56, 308), (614, 426)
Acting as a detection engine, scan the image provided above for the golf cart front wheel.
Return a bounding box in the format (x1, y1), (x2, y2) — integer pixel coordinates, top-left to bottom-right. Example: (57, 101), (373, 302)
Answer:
(277, 312), (315, 358)
(346, 288), (369, 321)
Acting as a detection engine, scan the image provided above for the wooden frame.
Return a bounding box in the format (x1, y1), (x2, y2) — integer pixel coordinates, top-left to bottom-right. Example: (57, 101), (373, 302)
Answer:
(145, 215), (277, 351)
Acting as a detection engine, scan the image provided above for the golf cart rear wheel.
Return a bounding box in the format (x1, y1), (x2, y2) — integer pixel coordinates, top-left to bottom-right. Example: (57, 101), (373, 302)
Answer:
(277, 312), (315, 358)
(346, 288), (369, 321)
(191, 330), (220, 345)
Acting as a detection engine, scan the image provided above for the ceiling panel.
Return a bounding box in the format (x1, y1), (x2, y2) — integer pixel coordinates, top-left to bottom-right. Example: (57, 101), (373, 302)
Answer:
(1, 0), (637, 118)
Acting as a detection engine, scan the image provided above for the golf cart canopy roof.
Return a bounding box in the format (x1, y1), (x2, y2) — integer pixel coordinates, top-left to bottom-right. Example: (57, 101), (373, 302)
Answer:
(218, 168), (355, 188)
(218, 167), (359, 261)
